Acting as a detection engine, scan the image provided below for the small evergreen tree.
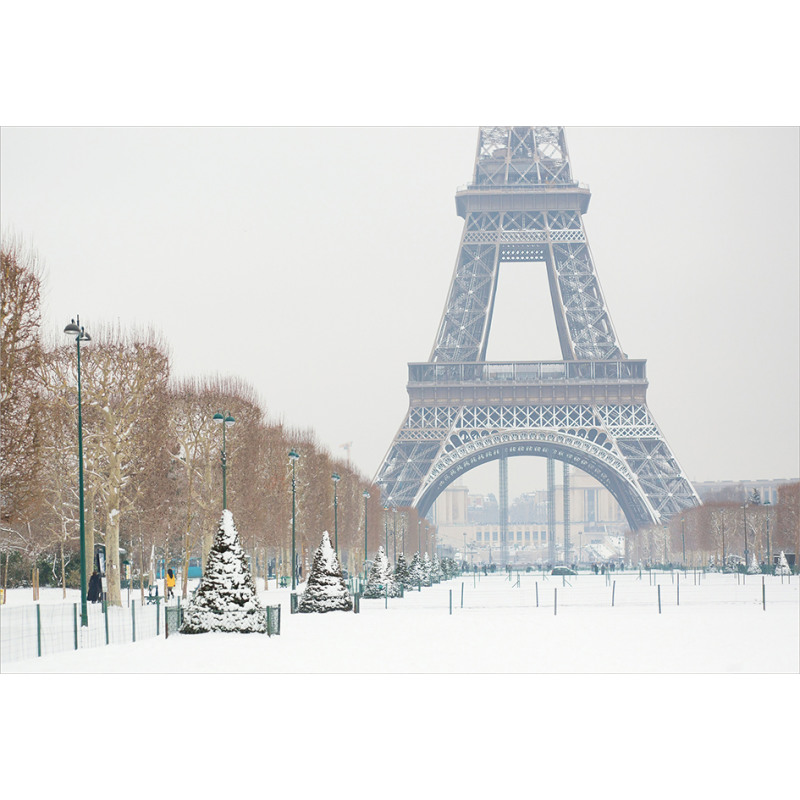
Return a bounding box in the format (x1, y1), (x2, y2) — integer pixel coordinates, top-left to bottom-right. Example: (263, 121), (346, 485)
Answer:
(408, 551), (429, 587)
(429, 553), (443, 582)
(180, 510), (267, 634)
(394, 552), (412, 589)
(747, 553), (761, 574)
(362, 545), (401, 598)
(298, 531), (353, 612)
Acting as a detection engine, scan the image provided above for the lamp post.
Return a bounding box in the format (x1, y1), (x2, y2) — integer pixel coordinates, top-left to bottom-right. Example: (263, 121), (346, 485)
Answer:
(289, 449), (300, 590)
(213, 412), (235, 510)
(392, 507), (397, 563)
(332, 473), (341, 553)
(681, 517), (686, 567)
(742, 502), (749, 569)
(401, 513), (406, 557)
(383, 506), (389, 558)
(418, 520), (421, 556)
(579, 531), (583, 565)
(765, 499), (772, 569)
(362, 490), (370, 580)
(64, 317), (91, 628)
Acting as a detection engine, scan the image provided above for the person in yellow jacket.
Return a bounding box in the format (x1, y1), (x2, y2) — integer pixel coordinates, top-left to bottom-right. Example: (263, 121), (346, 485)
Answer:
(166, 568), (176, 599)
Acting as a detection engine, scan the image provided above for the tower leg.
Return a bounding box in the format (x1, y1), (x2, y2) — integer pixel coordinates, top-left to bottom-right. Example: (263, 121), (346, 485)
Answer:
(499, 456), (509, 566)
(563, 462), (571, 567)
(547, 458), (556, 564)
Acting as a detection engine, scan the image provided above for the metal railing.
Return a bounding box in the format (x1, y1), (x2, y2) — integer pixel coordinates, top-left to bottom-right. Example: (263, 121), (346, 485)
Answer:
(408, 360), (647, 384)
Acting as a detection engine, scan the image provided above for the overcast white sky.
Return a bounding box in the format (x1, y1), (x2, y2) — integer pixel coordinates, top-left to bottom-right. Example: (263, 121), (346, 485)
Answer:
(2, 126), (797, 497)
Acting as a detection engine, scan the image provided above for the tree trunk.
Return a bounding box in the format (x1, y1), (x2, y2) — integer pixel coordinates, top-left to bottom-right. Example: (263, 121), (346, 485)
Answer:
(85, 483), (96, 581)
(60, 540), (66, 599)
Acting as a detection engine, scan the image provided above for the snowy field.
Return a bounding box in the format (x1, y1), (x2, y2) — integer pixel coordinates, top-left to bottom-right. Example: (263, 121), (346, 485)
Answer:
(3, 570), (798, 673)
(2, 570), (797, 798)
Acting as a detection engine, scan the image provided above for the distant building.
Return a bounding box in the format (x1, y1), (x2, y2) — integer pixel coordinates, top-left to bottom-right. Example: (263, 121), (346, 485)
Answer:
(693, 479), (795, 506)
(431, 470), (627, 565)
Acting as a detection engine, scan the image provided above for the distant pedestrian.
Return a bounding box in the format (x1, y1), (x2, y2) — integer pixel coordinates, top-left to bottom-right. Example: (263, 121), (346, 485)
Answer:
(166, 568), (176, 599)
(87, 570), (102, 603)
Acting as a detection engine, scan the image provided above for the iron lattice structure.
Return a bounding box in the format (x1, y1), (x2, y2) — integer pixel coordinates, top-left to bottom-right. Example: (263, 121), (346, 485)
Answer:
(376, 127), (699, 530)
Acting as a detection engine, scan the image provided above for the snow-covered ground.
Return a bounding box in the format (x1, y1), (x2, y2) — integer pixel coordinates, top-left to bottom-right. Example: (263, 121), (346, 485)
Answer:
(2, 570), (797, 797)
(4, 570), (798, 673)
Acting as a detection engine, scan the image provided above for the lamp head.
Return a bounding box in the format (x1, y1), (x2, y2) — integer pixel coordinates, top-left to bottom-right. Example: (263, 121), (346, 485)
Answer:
(288, 449), (300, 461)
(332, 473), (341, 483)
(362, 490), (370, 499)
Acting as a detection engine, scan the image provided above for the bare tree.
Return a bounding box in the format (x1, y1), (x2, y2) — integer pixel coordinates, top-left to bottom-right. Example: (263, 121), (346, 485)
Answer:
(1, 239), (45, 531)
(46, 325), (171, 606)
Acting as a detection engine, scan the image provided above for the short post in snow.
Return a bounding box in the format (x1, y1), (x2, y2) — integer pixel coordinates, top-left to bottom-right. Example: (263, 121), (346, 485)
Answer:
(611, 580), (616, 607)
(762, 576), (766, 611)
(554, 587), (558, 616)
(535, 581), (539, 607)
(677, 573), (680, 607)
(449, 589), (452, 615)
(657, 584), (662, 614)
(461, 582), (464, 609)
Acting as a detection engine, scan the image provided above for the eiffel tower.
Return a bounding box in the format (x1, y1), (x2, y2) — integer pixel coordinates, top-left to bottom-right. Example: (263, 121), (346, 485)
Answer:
(375, 126), (699, 539)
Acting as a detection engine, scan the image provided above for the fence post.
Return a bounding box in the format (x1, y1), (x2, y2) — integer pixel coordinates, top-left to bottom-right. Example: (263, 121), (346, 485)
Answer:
(449, 589), (452, 615)
(104, 597), (109, 644)
(131, 600), (136, 643)
(677, 574), (680, 606)
(658, 584), (662, 614)
(461, 582), (464, 609)
(554, 587), (557, 616)
(36, 604), (42, 657)
(612, 580), (616, 607)
(762, 576), (766, 611)
(535, 581), (539, 607)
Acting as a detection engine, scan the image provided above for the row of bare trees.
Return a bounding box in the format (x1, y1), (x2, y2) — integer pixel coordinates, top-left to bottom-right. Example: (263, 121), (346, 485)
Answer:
(627, 484), (799, 569)
(2, 240), (432, 604)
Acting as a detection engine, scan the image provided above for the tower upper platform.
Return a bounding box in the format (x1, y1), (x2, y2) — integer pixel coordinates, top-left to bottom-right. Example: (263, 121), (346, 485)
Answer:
(455, 126), (591, 217)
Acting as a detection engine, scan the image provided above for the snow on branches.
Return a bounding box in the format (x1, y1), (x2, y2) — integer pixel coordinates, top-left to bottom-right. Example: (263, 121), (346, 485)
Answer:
(180, 510), (267, 633)
(298, 531), (353, 612)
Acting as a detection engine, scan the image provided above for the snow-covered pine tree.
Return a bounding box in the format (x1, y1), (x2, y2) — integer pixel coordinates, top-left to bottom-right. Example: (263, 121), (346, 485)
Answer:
(423, 552), (435, 583)
(408, 551), (429, 587)
(394, 552), (412, 589)
(180, 510), (267, 634)
(298, 531), (353, 612)
(362, 545), (401, 598)
(747, 553), (762, 574)
(430, 553), (443, 583)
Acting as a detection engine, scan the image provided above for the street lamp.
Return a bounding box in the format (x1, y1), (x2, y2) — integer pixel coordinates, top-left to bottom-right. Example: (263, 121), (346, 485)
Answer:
(332, 473), (341, 553)
(765, 499), (772, 569)
(64, 317), (91, 628)
(383, 506), (389, 559)
(392, 507), (397, 563)
(362, 490), (370, 580)
(401, 513), (406, 556)
(681, 517), (686, 567)
(289, 449), (300, 590)
(213, 412), (235, 510)
(742, 502), (749, 569)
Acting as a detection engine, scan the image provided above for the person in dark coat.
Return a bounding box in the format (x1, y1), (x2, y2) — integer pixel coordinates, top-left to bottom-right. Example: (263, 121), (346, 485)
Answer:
(87, 570), (102, 603)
